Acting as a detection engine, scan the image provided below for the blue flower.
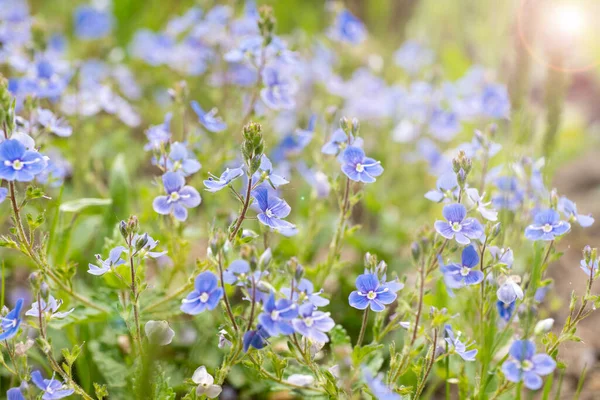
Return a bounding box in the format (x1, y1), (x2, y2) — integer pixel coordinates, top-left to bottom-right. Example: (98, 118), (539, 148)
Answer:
(204, 166), (244, 192)
(74, 5), (112, 40)
(497, 276), (524, 304)
(492, 176), (523, 211)
(524, 209), (570, 241)
(501, 340), (556, 390)
(153, 172), (201, 221)
(31, 370), (74, 400)
(339, 146), (383, 183)
(26, 295), (74, 320)
(181, 272), (224, 315)
(190, 101), (226, 133)
(164, 142), (201, 176)
(0, 187), (7, 203)
(559, 196), (594, 228)
(394, 40), (434, 75)
(7, 387), (25, 400)
(580, 258), (598, 276)
(445, 324), (477, 361)
(0, 298), (23, 340)
(328, 10), (366, 45)
(480, 84), (510, 119)
(36, 149), (71, 188)
(321, 128), (363, 155)
(255, 155), (288, 187)
(424, 172), (458, 202)
(260, 66), (297, 110)
(258, 292), (298, 336)
(429, 108), (460, 141)
(36, 108), (72, 137)
(281, 278), (329, 307)
(441, 245), (484, 289)
(223, 260), (251, 286)
(87, 246), (126, 276)
(243, 325), (270, 352)
(497, 300), (516, 323)
(252, 187), (296, 232)
(0, 139), (47, 182)
(133, 234), (166, 259)
(292, 303), (335, 343)
(435, 204), (484, 245)
(348, 273), (399, 312)
(488, 246), (514, 269)
(144, 113), (172, 152)
(363, 369), (400, 400)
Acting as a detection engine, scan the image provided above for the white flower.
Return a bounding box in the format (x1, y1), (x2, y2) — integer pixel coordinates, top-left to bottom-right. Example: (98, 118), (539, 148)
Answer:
(193, 366), (222, 398)
(534, 318), (554, 335)
(286, 374), (315, 387)
(144, 320), (175, 346)
(25, 295), (74, 320)
(465, 187), (498, 221)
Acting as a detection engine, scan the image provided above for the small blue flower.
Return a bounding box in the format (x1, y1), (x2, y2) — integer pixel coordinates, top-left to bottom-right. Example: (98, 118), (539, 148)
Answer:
(164, 142), (201, 176)
(524, 209), (570, 241)
(258, 292), (298, 336)
(441, 245), (484, 289)
(133, 234), (166, 259)
(435, 204), (484, 245)
(328, 10), (366, 45)
(204, 166), (244, 192)
(497, 276), (524, 304)
(580, 258), (598, 277)
(0, 139), (47, 182)
(497, 300), (516, 323)
(394, 40), (434, 75)
(87, 246), (126, 276)
(255, 155), (288, 187)
(36, 149), (71, 188)
(445, 324), (477, 361)
(181, 272), (224, 315)
(348, 273), (398, 312)
(339, 146), (383, 183)
(488, 246), (514, 269)
(480, 84), (510, 119)
(501, 340), (556, 390)
(74, 5), (112, 40)
(321, 128), (363, 155)
(281, 278), (329, 307)
(26, 295), (74, 320)
(243, 325), (270, 352)
(559, 196), (594, 228)
(145, 113), (172, 151)
(252, 187), (296, 232)
(36, 108), (72, 137)
(0, 187), (7, 203)
(363, 369), (400, 400)
(260, 65), (297, 110)
(424, 172), (458, 202)
(492, 176), (523, 211)
(153, 172), (201, 221)
(292, 303), (335, 343)
(0, 298), (23, 340)
(190, 101), (226, 133)
(7, 387), (25, 400)
(429, 108), (460, 141)
(31, 370), (74, 400)
(222, 260), (251, 286)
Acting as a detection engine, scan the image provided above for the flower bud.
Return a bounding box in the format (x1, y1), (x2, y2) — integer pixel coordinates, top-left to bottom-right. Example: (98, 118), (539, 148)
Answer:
(258, 248), (272, 269)
(411, 241), (421, 262)
(339, 117), (350, 134)
(351, 117), (360, 135)
(534, 318), (554, 335)
(135, 233), (149, 251)
(145, 320), (175, 346)
(29, 272), (42, 292)
(119, 220), (128, 239)
(294, 264), (304, 281)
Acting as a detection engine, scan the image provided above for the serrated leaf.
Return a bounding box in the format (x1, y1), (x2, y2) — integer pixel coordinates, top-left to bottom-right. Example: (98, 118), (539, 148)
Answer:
(329, 324), (351, 347)
(352, 343), (384, 365)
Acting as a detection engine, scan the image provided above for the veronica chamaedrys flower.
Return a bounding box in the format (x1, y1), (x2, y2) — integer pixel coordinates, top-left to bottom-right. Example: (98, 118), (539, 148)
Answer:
(252, 187), (296, 232)
(321, 128), (363, 155)
(363, 369), (400, 400)
(497, 300), (516, 323)
(492, 176), (523, 211)
(7, 387), (24, 400)
(429, 109), (460, 141)
(340, 146), (383, 183)
(0, 187), (7, 203)
(258, 292), (298, 336)
(260, 66), (297, 111)
(133, 233), (166, 259)
(144, 113), (172, 151)
(424, 172), (458, 202)
(165, 142), (201, 176)
(394, 40), (434, 75)
(31, 370), (74, 399)
(281, 278), (329, 307)
(435, 203), (484, 245)
(255, 155), (288, 187)
(441, 245), (484, 289)
(26, 295), (74, 320)
(480, 84), (510, 119)
(153, 172), (201, 222)
(328, 9), (366, 45)
(0, 299), (24, 340)
(74, 5), (112, 40)
(497, 275), (524, 304)
(524, 209), (570, 241)
(465, 188), (498, 221)
(580, 258), (598, 277)
(145, 320), (175, 346)
(203, 166), (244, 192)
(502, 340), (555, 390)
(348, 273), (399, 312)
(190, 101), (226, 132)
(558, 196), (594, 228)
(36, 108), (72, 137)
(243, 325), (270, 352)
(488, 246), (514, 269)
(222, 260), (251, 286)
(181, 272), (224, 315)
(444, 325), (477, 361)
(0, 139), (47, 182)
(87, 246), (126, 276)
(192, 366), (222, 398)
(292, 303), (335, 343)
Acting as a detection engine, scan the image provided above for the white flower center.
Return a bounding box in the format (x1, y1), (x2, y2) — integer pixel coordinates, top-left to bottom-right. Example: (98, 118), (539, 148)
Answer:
(451, 222), (462, 232)
(265, 209), (274, 218)
(355, 163), (364, 172)
(367, 291), (376, 300)
(542, 224), (552, 233)
(199, 292), (209, 303)
(169, 191), (180, 202)
(10, 159), (24, 170)
(271, 310), (280, 320)
(304, 317), (314, 327)
(460, 266), (470, 276)
(521, 360), (533, 371)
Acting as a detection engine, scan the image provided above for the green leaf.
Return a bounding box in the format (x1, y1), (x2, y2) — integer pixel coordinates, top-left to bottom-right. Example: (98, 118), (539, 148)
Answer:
(352, 343), (384, 365)
(59, 198), (112, 213)
(107, 154), (130, 220)
(330, 324), (351, 347)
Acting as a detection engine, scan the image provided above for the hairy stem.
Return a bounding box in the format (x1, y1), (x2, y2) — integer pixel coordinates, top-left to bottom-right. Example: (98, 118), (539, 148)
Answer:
(356, 308), (370, 347)
(229, 176), (253, 242)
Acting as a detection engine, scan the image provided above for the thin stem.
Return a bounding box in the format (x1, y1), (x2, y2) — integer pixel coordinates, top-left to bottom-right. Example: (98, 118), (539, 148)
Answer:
(356, 308), (370, 347)
(144, 281), (194, 313)
(218, 251), (238, 331)
(411, 255), (426, 347)
(128, 239), (143, 355)
(229, 176), (253, 242)
(245, 275), (257, 332)
(414, 328), (438, 399)
(238, 46), (266, 131)
(247, 354), (325, 393)
(445, 340), (450, 400)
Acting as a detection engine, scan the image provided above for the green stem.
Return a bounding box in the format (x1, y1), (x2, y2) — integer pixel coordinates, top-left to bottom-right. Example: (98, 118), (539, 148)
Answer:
(356, 308), (370, 347)
(229, 176), (253, 242)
